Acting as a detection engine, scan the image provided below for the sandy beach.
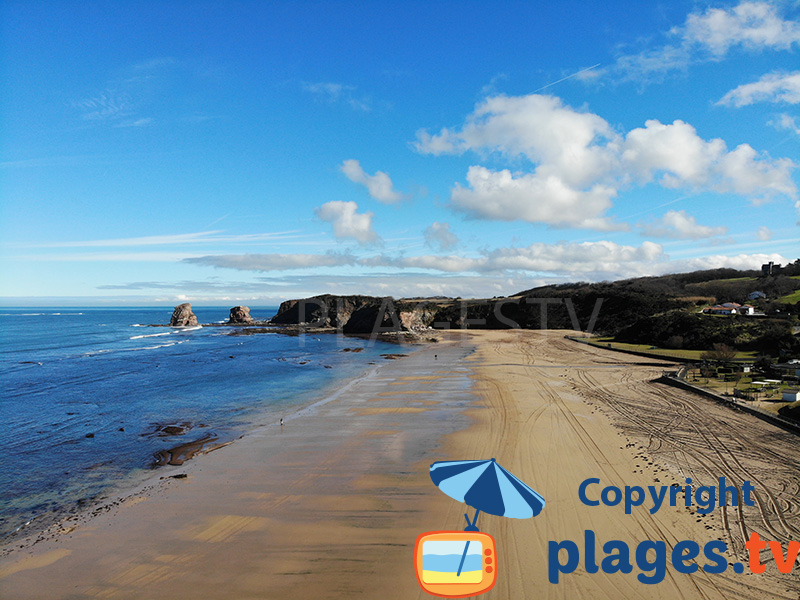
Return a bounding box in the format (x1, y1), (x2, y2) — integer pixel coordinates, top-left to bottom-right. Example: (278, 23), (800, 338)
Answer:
(1, 330), (799, 599)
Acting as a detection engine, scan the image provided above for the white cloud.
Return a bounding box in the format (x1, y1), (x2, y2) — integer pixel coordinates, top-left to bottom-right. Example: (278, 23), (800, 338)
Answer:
(771, 113), (800, 135)
(757, 226), (772, 241)
(415, 94), (797, 228)
(416, 94), (624, 230)
(666, 252), (787, 273)
(424, 222), (459, 251)
(130, 252), (792, 301)
(340, 159), (404, 203)
(314, 201), (380, 244)
(614, 45), (692, 83)
(684, 1), (800, 56)
(714, 143), (796, 202)
(482, 240), (665, 277)
(184, 253), (356, 271)
(12, 230), (304, 248)
(622, 120), (726, 187)
(417, 95), (619, 188)
(179, 246), (789, 295)
(183, 240), (664, 280)
(413, 128), (462, 155)
(623, 119), (795, 202)
(302, 82), (370, 111)
(718, 71), (800, 106)
(613, 2), (800, 81)
(640, 210), (727, 239)
(450, 166), (623, 231)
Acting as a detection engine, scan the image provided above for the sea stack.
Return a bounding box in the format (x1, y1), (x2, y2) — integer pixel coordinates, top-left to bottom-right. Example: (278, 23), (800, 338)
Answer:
(228, 305), (254, 324)
(170, 303), (198, 327)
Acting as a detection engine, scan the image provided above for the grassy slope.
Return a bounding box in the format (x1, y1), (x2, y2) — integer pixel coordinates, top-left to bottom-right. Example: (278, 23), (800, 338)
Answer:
(583, 337), (757, 361)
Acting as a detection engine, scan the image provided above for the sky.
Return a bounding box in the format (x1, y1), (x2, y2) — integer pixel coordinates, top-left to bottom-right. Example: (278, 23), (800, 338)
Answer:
(1, 0), (798, 306)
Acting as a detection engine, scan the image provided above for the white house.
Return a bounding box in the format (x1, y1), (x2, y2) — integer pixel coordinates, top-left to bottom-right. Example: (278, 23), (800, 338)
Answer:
(783, 388), (800, 402)
(702, 302), (755, 315)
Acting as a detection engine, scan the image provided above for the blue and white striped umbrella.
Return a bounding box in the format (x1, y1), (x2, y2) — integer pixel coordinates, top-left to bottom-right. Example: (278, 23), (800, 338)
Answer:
(430, 458), (545, 519)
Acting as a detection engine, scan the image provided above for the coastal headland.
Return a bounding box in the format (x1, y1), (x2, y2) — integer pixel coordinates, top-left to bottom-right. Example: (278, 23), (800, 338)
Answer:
(1, 330), (799, 599)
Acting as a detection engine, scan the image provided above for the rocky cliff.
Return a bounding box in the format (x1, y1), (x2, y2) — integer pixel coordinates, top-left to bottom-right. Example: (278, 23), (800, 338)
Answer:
(268, 293), (611, 334)
(228, 305), (254, 324)
(269, 295), (458, 333)
(270, 295), (383, 329)
(170, 303), (198, 327)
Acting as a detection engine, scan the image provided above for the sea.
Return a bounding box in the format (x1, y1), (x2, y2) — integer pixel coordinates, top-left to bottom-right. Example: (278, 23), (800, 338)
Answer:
(0, 307), (404, 541)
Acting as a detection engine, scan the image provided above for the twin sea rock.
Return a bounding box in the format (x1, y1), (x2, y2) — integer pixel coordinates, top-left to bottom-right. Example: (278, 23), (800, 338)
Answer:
(169, 303), (254, 327)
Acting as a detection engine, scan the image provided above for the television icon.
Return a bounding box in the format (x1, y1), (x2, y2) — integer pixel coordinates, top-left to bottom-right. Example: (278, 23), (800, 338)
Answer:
(414, 531), (497, 598)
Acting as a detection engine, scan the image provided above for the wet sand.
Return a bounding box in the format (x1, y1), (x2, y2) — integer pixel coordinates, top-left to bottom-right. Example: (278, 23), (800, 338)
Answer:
(1, 330), (798, 599)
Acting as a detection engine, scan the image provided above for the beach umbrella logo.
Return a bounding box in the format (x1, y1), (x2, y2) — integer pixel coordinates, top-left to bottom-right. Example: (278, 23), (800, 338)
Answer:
(414, 458), (545, 598)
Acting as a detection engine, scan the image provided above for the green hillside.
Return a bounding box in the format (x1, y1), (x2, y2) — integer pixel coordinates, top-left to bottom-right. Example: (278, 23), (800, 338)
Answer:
(513, 261), (800, 355)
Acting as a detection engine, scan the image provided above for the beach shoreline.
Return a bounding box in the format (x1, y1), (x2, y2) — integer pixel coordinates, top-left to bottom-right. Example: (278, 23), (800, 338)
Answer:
(1, 330), (798, 599)
(0, 317), (418, 546)
(0, 333), (478, 598)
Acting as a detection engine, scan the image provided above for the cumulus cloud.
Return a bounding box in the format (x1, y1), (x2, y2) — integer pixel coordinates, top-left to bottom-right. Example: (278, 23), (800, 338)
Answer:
(684, 1), (800, 56)
(415, 94), (797, 228)
(416, 95), (618, 188)
(623, 120), (795, 202)
(622, 120), (725, 187)
(450, 166), (623, 231)
(718, 71), (800, 106)
(756, 226), (772, 241)
(314, 201), (380, 245)
(340, 159), (404, 203)
(424, 222), (459, 251)
(640, 210), (728, 240)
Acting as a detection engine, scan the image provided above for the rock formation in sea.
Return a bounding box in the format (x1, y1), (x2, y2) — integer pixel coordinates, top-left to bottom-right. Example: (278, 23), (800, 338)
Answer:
(228, 305), (254, 324)
(170, 303), (198, 327)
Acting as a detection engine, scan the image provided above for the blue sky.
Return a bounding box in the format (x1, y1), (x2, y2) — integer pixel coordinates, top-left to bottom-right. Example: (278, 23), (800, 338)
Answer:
(1, 0), (798, 305)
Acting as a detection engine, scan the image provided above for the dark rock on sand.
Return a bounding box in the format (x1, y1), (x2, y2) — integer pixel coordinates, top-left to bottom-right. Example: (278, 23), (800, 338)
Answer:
(169, 303), (198, 327)
(228, 305), (254, 324)
(153, 433), (218, 467)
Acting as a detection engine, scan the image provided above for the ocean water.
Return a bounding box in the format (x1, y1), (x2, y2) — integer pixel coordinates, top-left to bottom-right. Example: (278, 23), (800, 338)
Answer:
(0, 307), (403, 540)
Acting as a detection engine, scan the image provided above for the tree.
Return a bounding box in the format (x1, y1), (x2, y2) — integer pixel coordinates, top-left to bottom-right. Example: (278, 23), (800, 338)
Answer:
(701, 343), (737, 365)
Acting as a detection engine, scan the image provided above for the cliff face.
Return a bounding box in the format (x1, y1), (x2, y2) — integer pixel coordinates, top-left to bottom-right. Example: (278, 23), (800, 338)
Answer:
(269, 293), (611, 334)
(228, 305), (254, 324)
(270, 295), (453, 333)
(170, 303), (198, 327)
(270, 295), (384, 329)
